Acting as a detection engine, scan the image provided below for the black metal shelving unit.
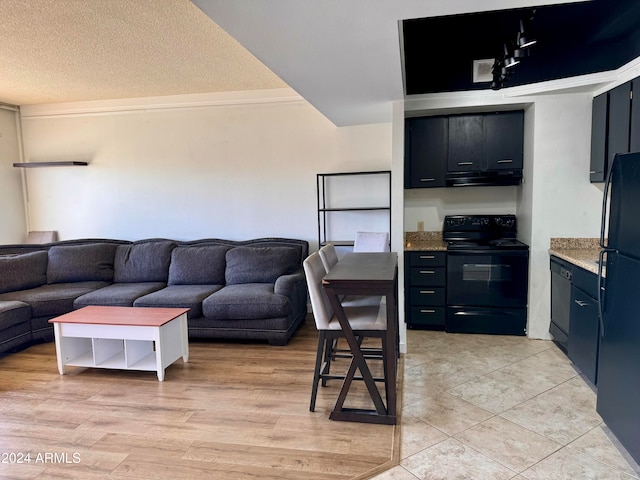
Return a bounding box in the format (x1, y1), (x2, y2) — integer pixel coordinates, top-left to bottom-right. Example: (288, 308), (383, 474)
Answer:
(316, 170), (391, 249)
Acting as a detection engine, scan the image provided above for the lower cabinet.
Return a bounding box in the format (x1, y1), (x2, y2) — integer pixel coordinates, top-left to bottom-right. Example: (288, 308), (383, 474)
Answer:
(568, 266), (600, 385)
(405, 251), (446, 329)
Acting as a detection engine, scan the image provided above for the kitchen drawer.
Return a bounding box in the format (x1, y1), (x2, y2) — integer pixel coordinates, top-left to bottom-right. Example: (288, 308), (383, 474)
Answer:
(410, 287), (445, 305)
(572, 265), (599, 299)
(406, 251), (446, 267)
(408, 306), (446, 327)
(409, 266), (445, 286)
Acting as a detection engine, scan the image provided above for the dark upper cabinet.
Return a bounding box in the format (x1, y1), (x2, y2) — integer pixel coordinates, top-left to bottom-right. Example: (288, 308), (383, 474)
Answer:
(405, 110), (524, 188)
(484, 111), (524, 170)
(590, 79), (640, 183)
(590, 92), (609, 183)
(448, 114), (483, 172)
(630, 77), (640, 153)
(607, 82), (632, 167)
(405, 116), (447, 188)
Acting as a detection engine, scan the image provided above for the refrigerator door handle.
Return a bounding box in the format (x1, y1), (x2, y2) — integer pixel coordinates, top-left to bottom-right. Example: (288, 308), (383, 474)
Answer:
(597, 249), (610, 338)
(600, 155), (616, 249)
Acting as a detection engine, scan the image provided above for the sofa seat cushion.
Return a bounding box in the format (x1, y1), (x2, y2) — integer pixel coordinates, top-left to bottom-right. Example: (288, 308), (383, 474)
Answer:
(168, 245), (230, 285)
(0, 301), (31, 329)
(133, 285), (223, 319)
(0, 251), (48, 294)
(0, 282), (111, 317)
(47, 243), (118, 283)
(74, 282), (166, 308)
(202, 284), (291, 320)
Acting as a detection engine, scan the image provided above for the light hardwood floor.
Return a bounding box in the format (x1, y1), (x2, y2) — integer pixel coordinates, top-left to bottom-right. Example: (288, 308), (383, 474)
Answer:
(0, 316), (399, 480)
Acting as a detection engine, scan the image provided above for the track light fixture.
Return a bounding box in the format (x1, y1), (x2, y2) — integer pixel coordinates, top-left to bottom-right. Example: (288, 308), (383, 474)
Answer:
(502, 44), (520, 69)
(487, 9), (536, 91)
(517, 18), (537, 49)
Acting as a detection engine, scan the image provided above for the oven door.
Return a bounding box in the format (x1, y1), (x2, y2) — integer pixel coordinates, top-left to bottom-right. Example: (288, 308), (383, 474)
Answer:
(446, 249), (529, 308)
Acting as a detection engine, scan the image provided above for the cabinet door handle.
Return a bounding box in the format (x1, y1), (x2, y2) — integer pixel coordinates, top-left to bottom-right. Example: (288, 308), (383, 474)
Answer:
(419, 255), (435, 259)
(419, 270), (435, 274)
(497, 159), (513, 164)
(574, 299), (589, 307)
(419, 290), (435, 294)
(457, 162), (473, 166)
(419, 178), (436, 182)
(420, 309), (436, 313)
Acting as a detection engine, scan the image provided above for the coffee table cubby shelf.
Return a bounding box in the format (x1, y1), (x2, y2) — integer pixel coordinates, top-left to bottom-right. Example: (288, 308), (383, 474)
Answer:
(61, 336), (158, 371)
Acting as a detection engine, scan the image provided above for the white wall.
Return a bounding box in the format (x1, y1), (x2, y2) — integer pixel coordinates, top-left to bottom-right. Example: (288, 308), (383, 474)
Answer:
(405, 187), (518, 232)
(18, 90), (392, 249)
(523, 93), (603, 339)
(0, 107), (26, 244)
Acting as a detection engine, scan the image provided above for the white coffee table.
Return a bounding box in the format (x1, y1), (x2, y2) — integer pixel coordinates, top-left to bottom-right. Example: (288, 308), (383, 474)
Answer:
(49, 306), (189, 381)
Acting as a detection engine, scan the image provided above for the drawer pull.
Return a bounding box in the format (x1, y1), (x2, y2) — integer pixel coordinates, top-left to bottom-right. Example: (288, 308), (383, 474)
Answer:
(419, 255), (435, 259)
(419, 290), (435, 294)
(420, 178), (435, 182)
(457, 162), (473, 166)
(574, 299), (589, 307)
(419, 270), (435, 274)
(420, 309), (436, 314)
(497, 159), (513, 164)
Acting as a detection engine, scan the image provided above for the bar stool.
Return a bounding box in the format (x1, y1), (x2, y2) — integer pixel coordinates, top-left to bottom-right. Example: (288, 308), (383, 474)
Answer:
(303, 251), (387, 412)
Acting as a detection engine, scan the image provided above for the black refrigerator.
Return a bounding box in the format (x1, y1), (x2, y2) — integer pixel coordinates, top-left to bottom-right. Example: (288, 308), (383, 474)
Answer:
(597, 151), (640, 465)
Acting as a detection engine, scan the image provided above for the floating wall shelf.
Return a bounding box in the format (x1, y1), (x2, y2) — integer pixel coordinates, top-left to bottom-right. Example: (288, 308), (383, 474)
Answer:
(13, 161), (88, 168)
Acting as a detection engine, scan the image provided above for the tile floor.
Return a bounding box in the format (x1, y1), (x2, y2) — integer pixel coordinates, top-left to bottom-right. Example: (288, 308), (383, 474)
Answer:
(372, 329), (640, 480)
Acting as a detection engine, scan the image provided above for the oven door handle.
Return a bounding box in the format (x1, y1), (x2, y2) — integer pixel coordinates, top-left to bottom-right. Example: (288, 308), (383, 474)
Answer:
(452, 310), (522, 317)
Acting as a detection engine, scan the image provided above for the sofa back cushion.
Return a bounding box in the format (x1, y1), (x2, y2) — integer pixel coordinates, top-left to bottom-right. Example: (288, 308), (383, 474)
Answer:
(168, 245), (231, 285)
(47, 243), (118, 284)
(225, 246), (301, 285)
(114, 240), (176, 283)
(0, 251), (48, 293)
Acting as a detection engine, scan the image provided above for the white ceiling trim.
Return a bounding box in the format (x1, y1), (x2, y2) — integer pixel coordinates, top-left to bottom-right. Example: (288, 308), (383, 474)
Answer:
(19, 88), (304, 118)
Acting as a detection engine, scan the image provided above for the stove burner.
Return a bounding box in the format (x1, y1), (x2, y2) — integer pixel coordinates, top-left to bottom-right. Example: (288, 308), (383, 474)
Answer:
(443, 215), (529, 250)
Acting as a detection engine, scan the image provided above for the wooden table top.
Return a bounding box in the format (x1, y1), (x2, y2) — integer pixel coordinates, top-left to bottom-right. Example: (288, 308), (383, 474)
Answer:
(48, 306), (190, 327)
(322, 252), (398, 283)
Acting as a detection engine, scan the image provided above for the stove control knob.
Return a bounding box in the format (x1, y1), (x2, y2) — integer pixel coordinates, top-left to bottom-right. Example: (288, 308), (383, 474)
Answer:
(495, 217), (503, 225)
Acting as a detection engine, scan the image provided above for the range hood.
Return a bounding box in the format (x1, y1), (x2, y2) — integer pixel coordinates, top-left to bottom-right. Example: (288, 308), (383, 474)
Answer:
(446, 169), (523, 187)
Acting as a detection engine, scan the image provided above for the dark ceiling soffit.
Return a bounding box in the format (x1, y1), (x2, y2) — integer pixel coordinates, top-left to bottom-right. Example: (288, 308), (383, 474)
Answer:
(402, 0), (640, 95)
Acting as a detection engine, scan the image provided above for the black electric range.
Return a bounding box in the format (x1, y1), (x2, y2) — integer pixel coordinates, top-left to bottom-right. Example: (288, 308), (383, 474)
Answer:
(443, 215), (530, 335)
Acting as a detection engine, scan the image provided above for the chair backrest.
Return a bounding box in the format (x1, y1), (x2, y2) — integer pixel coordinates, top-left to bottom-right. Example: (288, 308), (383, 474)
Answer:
(318, 243), (339, 273)
(353, 231), (390, 252)
(303, 252), (334, 330)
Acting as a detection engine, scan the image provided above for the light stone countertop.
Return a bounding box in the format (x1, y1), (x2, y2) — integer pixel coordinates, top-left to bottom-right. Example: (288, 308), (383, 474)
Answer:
(404, 231), (447, 251)
(548, 238), (602, 275)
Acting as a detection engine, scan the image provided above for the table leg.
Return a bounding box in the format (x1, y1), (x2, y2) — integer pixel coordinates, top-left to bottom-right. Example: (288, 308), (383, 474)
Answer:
(384, 287), (397, 418)
(325, 291), (387, 416)
(155, 327), (165, 382)
(181, 314), (189, 363)
(53, 323), (66, 375)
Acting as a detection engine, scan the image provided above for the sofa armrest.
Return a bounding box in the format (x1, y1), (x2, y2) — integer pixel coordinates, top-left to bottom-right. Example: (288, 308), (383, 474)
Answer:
(274, 270), (306, 297)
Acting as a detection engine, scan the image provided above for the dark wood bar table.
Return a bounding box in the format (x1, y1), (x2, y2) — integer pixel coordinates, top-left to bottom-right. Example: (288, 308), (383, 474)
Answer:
(321, 252), (398, 425)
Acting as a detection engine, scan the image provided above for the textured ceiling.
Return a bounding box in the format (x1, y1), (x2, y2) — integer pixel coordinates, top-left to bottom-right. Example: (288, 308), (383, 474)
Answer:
(0, 0), (286, 106)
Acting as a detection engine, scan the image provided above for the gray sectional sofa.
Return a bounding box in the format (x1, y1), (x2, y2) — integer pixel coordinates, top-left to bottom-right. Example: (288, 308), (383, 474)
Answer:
(0, 237), (308, 354)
